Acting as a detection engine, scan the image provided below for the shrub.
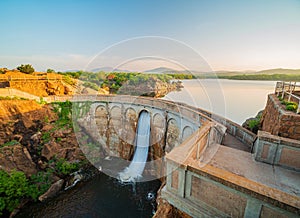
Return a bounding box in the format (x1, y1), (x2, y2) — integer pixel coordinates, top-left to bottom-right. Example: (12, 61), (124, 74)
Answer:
(0, 170), (52, 216)
(1, 140), (19, 147)
(28, 171), (51, 200)
(17, 64), (35, 74)
(83, 81), (99, 91)
(248, 119), (260, 129)
(47, 69), (55, 73)
(62, 75), (76, 86)
(286, 102), (298, 112)
(38, 97), (48, 105)
(52, 101), (72, 127)
(41, 132), (51, 143)
(55, 158), (80, 176)
(0, 170), (29, 215)
(281, 100), (298, 112)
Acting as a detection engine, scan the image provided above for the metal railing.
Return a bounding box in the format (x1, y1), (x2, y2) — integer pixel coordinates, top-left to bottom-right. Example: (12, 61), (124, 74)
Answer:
(275, 81), (300, 113)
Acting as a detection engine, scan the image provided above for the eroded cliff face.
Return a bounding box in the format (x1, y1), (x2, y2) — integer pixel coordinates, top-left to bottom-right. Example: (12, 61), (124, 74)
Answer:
(0, 100), (84, 176)
(0, 100), (55, 145)
(0, 71), (73, 97)
(8, 80), (72, 97)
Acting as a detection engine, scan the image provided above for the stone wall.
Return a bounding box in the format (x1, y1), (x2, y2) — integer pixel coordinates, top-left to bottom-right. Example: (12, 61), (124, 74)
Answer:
(261, 94), (300, 140)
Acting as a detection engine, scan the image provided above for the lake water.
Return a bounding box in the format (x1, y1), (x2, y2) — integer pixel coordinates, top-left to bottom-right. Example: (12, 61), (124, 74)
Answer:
(164, 79), (276, 124)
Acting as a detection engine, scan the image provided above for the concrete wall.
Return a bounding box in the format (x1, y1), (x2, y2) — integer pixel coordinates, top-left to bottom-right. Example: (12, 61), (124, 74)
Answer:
(49, 95), (256, 149)
(163, 166), (298, 218)
(261, 94), (300, 140)
(254, 131), (300, 171)
(72, 95), (211, 178)
(164, 139), (299, 217)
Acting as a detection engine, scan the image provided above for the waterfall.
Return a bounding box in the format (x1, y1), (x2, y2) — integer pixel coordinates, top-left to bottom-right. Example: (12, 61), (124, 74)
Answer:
(119, 110), (151, 183)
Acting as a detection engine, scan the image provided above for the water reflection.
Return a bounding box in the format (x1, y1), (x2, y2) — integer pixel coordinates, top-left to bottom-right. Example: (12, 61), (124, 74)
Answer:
(164, 79), (275, 124)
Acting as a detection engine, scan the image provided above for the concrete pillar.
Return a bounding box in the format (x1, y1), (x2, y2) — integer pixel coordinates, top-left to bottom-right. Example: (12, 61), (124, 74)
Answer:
(244, 199), (262, 218)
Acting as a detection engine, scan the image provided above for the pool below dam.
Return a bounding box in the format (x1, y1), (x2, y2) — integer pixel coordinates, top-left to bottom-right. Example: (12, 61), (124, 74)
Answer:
(16, 171), (161, 218)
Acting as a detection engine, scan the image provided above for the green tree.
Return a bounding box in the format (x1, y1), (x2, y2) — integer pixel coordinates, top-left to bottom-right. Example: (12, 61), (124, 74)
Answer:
(47, 68), (55, 73)
(17, 64), (35, 74)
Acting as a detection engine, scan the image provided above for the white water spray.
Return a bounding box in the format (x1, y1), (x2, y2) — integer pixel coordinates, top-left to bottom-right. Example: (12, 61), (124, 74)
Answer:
(119, 110), (151, 182)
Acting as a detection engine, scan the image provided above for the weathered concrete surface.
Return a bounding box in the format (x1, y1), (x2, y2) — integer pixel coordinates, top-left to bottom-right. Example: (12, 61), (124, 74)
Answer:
(163, 139), (300, 217)
(254, 131), (300, 171)
(222, 133), (251, 152)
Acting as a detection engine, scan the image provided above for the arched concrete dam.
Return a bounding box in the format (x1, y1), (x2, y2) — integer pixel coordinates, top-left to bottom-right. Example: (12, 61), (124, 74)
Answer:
(50, 95), (299, 217)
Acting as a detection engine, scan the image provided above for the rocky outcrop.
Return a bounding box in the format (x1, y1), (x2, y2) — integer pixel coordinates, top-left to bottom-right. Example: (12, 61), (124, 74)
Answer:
(154, 197), (191, 218)
(118, 78), (182, 97)
(0, 144), (37, 176)
(242, 110), (263, 134)
(9, 80), (72, 97)
(41, 129), (84, 162)
(0, 71), (73, 96)
(0, 100), (57, 145)
(0, 100), (84, 175)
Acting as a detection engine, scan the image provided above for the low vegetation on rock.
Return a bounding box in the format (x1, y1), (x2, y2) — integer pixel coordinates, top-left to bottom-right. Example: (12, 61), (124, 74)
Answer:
(278, 96), (299, 113)
(242, 111), (263, 134)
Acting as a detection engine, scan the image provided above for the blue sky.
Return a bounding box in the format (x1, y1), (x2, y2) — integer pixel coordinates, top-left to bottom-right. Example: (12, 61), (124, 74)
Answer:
(0, 0), (300, 71)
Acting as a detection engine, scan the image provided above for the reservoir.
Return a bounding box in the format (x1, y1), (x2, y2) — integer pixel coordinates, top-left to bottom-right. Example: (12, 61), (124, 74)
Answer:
(164, 79), (276, 124)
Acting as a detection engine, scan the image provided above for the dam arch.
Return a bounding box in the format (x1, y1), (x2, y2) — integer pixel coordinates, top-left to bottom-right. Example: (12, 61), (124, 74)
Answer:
(73, 95), (253, 182)
(165, 118), (180, 153)
(182, 126), (193, 142)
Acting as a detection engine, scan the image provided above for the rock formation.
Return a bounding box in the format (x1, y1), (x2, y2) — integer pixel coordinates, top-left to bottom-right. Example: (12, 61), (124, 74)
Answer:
(118, 77), (182, 97)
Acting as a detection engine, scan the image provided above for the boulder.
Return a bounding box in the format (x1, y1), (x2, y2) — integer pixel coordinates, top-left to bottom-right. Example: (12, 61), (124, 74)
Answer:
(38, 179), (64, 202)
(154, 197), (191, 218)
(41, 141), (65, 160)
(0, 144), (37, 176)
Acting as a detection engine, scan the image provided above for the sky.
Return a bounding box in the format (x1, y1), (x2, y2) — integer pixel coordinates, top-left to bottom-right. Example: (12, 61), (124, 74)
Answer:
(0, 0), (300, 72)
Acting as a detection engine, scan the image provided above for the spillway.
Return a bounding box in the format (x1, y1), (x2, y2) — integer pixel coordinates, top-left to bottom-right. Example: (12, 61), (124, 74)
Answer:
(119, 110), (151, 182)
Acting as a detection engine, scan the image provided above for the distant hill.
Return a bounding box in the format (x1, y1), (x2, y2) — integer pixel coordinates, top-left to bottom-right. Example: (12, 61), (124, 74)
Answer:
(63, 67), (129, 73)
(144, 67), (177, 74)
(64, 67), (300, 75)
(255, 68), (300, 75)
(91, 67), (128, 72)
